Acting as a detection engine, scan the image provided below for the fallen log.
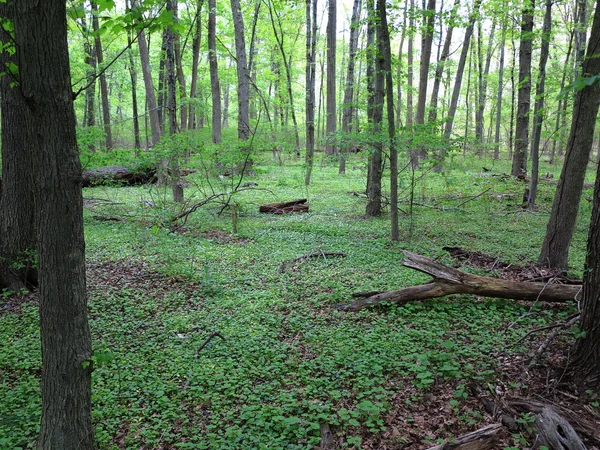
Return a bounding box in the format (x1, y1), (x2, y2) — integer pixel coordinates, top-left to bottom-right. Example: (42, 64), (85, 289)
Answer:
(82, 165), (157, 187)
(259, 199), (309, 214)
(337, 251), (582, 311)
(425, 423), (504, 450)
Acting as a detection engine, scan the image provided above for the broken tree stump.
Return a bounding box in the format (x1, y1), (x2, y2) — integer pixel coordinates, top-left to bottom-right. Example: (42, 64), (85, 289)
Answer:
(337, 251), (582, 311)
(82, 165), (157, 187)
(259, 199), (309, 214)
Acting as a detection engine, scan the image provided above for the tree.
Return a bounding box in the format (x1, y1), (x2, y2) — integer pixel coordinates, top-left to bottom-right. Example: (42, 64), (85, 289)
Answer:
(188, 0), (204, 130)
(325, 0), (337, 156)
(91, 0), (113, 150)
(0, 1), (37, 292)
(305, 0), (318, 185)
(231, 0), (251, 142)
(539, 0), (600, 269)
(8, 0), (94, 446)
(339, 0), (362, 174)
(208, 0), (222, 143)
(493, 22), (506, 160)
(527, 0), (552, 210)
(415, 0), (436, 125)
(511, 0), (535, 177)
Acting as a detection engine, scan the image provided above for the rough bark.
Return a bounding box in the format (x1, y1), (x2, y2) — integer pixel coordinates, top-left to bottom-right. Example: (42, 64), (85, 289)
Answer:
(366, 0), (384, 217)
(539, 0), (600, 269)
(0, 1), (37, 292)
(91, 1), (113, 150)
(305, 0), (318, 185)
(82, 165), (157, 187)
(337, 251), (582, 311)
(188, 0), (204, 130)
(81, 9), (96, 128)
(325, 0), (337, 155)
(13, 0), (94, 447)
(208, 0), (222, 143)
(426, 424), (503, 450)
(511, 0), (535, 177)
(527, 0), (552, 210)
(231, 0), (251, 142)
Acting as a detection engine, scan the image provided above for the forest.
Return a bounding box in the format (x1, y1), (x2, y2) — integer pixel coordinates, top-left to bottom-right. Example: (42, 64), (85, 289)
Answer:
(1, 0), (600, 448)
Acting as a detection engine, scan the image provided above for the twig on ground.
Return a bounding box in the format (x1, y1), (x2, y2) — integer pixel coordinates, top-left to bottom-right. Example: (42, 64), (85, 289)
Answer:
(528, 315), (580, 369)
(195, 331), (226, 357)
(456, 187), (492, 208)
(277, 248), (347, 273)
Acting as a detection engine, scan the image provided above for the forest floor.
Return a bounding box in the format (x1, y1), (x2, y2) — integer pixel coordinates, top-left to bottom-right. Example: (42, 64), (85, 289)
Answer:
(1, 147), (599, 449)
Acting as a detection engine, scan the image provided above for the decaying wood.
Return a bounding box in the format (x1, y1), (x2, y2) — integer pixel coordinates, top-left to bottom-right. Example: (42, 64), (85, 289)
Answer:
(426, 423), (504, 450)
(82, 165), (157, 187)
(259, 199), (309, 214)
(533, 407), (587, 450)
(318, 423), (337, 450)
(277, 249), (347, 273)
(469, 384), (518, 432)
(337, 251), (582, 311)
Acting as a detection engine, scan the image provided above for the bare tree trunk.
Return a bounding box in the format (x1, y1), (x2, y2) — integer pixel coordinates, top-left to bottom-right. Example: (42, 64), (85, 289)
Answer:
(429, 0), (459, 124)
(188, 0), (204, 130)
(12, 1), (93, 446)
(527, 0), (552, 210)
(231, 0), (251, 142)
(305, 0), (318, 185)
(157, 30), (168, 133)
(174, 7), (187, 132)
(406, 0), (415, 128)
(511, 0), (535, 177)
(366, 0), (384, 217)
(539, 0), (600, 269)
(551, 27), (575, 163)
(325, 0), (337, 155)
(208, 0), (222, 143)
(572, 0), (600, 389)
(134, 7), (162, 147)
(442, 0), (482, 141)
(91, 1), (113, 150)
(340, 0), (362, 174)
(415, 0), (436, 126)
(126, 4), (141, 151)
(494, 23), (506, 160)
(396, 4), (407, 129)
(475, 19), (495, 153)
(81, 9), (96, 128)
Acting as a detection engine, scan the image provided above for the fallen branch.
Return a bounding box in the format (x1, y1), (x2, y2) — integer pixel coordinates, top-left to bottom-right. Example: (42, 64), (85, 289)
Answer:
(337, 251), (582, 311)
(82, 165), (156, 187)
(260, 199), (309, 214)
(425, 423), (504, 450)
(195, 331), (226, 357)
(278, 248), (347, 273)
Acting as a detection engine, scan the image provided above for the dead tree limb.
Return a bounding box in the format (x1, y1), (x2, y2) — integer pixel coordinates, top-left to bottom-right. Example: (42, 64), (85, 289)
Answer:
(278, 248), (347, 273)
(259, 199), (309, 214)
(337, 251), (582, 311)
(425, 423), (504, 450)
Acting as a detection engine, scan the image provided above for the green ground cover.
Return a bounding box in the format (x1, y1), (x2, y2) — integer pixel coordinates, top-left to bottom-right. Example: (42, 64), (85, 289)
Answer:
(0, 145), (590, 449)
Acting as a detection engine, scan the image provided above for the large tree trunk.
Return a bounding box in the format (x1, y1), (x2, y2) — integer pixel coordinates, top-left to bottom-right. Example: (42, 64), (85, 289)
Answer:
(325, 0), (337, 156)
(305, 0), (318, 185)
(340, 0), (362, 174)
(188, 0), (204, 130)
(511, 0), (535, 177)
(337, 251), (582, 311)
(539, 0), (600, 269)
(0, 1), (37, 292)
(527, 0), (552, 210)
(81, 9), (96, 128)
(91, 1), (113, 150)
(208, 0), (222, 143)
(571, 0), (600, 388)
(231, 0), (251, 142)
(406, 0), (415, 128)
(493, 23), (506, 160)
(13, 0), (94, 447)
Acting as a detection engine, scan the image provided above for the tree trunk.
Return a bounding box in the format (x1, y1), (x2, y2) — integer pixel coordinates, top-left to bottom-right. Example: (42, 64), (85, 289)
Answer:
(12, 0), (93, 447)
(91, 1), (113, 150)
(125, 0), (141, 150)
(305, 0), (318, 185)
(325, 0), (337, 155)
(406, 0), (415, 128)
(475, 19), (495, 154)
(396, 4), (407, 128)
(415, 0), (436, 126)
(340, 0), (362, 174)
(208, 0), (222, 143)
(493, 23), (506, 160)
(0, 1), (38, 292)
(231, 0), (251, 142)
(134, 4), (162, 147)
(188, 0), (204, 130)
(366, 0), (384, 217)
(173, 8), (187, 132)
(539, 0), (600, 269)
(428, 0), (459, 124)
(527, 0), (552, 210)
(443, 0), (482, 140)
(511, 0), (535, 177)
(81, 9), (96, 128)
(337, 251), (582, 311)
(157, 30), (168, 133)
